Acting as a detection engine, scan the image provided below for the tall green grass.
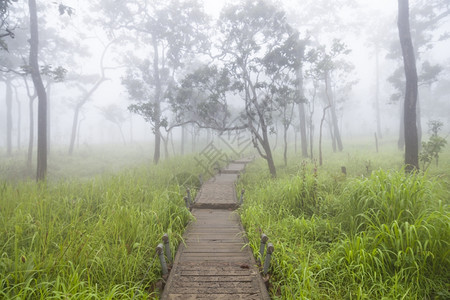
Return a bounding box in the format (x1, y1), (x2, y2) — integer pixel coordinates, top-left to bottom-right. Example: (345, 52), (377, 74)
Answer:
(239, 148), (450, 299)
(0, 157), (202, 299)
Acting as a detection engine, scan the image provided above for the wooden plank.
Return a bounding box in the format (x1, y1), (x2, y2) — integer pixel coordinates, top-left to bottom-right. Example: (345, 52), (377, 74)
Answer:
(175, 276), (253, 282)
(166, 294), (260, 300)
(170, 287), (258, 294)
(179, 270), (253, 276)
(160, 160), (270, 300)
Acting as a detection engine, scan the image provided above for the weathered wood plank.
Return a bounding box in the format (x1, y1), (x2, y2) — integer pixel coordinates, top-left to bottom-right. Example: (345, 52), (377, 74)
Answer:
(160, 159), (269, 300)
(166, 293), (260, 300)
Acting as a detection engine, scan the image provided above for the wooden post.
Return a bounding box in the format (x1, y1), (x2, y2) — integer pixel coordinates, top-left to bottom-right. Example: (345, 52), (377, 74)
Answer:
(156, 243), (168, 275)
(186, 188), (192, 205)
(240, 189), (245, 205)
(263, 243), (274, 275)
(184, 196), (190, 210)
(162, 234), (172, 264)
(259, 234), (268, 265)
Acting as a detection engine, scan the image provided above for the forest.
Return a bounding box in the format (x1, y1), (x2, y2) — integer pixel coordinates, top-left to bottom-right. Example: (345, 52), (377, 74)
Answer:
(1, 0), (449, 299)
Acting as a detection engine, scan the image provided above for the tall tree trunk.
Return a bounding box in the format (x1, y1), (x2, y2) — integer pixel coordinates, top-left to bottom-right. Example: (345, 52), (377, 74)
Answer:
(319, 106), (331, 166)
(27, 96), (35, 170)
(152, 37), (162, 164)
(15, 86), (21, 150)
(298, 102), (308, 157)
(416, 98), (422, 148)
(398, 0), (419, 172)
(296, 66), (308, 157)
(375, 45), (382, 139)
(309, 121), (314, 161)
(181, 124), (185, 155)
(262, 136), (277, 177)
(46, 84), (51, 154)
(29, 0), (47, 181)
(5, 79), (13, 156)
(283, 123), (288, 167)
(325, 71), (343, 151)
(272, 122), (278, 151)
(68, 105), (80, 155)
(328, 115), (337, 153)
(191, 125), (196, 153)
(162, 132), (169, 159)
(398, 100), (405, 149)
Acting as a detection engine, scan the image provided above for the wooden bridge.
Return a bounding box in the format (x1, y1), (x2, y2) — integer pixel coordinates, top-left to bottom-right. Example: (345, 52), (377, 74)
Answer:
(160, 159), (270, 299)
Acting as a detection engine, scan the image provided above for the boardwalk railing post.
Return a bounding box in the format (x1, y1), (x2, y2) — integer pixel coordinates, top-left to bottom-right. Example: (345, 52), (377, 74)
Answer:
(162, 233), (172, 264)
(263, 243), (274, 275)
(186, 188), (192, 205)
(156, 243), (168, 275)
(184, 196), (190, 210)
(259, 234), (268, 264)
(240, 189), (245, 205)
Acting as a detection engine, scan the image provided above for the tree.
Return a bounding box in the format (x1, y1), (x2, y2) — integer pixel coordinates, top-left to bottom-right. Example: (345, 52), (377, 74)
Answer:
(0, 0), (17, 51)
(28, 0), (47, 181)
(100, 0), (208, 164)
(397, 0), (419, 172)
(67, 40), (114, 155)
(305, 40), (354, 153)
(388, 0), (449, 149)
(211, 0), (302, 177)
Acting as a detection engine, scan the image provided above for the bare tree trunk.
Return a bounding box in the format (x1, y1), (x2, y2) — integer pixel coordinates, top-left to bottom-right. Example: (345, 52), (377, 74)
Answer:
(191, 125), (196, 153)
(152, 37), (162, 164)
(328, 116), (337, 153)
(272, 122), (278, 151)
(5, 79), (12, 156)
(398, 0), (419, 172)
(398, 100), (405, 149)
(296, 65), (308, 158)
(375, 45), (383, 139)
(416, 98), (422, 147)
(294, 128), (297, 154)
(68, 105), (80, 155)
(14, 86), (21, 150)
(283, 124), (288, 167)
(319, 105), (331, 166)
(46, 84), (51, 154)
(325, 71), (343, 151)
(299, 102), (308, 157)
(309, 122), (314, 161)
(29, 0), (48, 181)
(181, 124), (185, 155)
(27, 97), (34, 169)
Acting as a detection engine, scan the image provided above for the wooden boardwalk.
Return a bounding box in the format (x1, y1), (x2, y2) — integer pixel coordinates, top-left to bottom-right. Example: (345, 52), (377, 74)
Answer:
(161, 159), (270, 299)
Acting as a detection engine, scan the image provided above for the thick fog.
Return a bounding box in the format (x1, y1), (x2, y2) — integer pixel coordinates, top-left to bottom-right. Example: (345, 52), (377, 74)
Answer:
(1, 0), (449, 169)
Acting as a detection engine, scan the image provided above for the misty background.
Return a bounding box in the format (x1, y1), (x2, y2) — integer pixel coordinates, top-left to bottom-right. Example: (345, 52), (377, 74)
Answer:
(1, 0), (449, 176)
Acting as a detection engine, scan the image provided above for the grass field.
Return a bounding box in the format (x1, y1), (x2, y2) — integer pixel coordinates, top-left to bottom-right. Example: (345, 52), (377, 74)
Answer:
(238, 141), (450, 299)
(1, 139), (449, 299)
(0, 149), (204, 299)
